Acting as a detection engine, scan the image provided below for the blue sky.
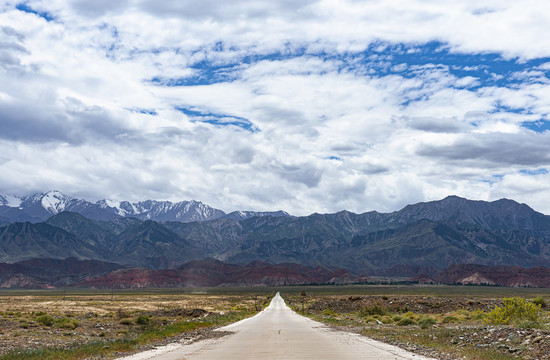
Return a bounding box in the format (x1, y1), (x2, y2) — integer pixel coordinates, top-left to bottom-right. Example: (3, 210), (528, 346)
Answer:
(1, 0), (550, 215)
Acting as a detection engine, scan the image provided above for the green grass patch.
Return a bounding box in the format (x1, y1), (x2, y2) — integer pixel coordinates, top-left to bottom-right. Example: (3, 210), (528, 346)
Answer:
(396, 317), (416, 326)
(55, 317), (79, 330)
(36, 315), (54, 327)
(359, 303), (387, 317)
(136, 315), (150, 326)
(441, 315), (459, 323)
(418, 317), (436, 329)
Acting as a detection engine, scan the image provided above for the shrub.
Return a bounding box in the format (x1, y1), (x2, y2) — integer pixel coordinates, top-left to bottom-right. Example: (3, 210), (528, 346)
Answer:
(531, 296), (547, 308)
(471, 309), (486, 321)
(392, 315), (402, 322)
(120, 318), (133, 325)
(360, 304), (387, 317)
(418, 317), (436, 329)
(117, 308), (129, 319)
(136, 315), (150, 326)
(36, 315), (55, 327)
(397, 317), (416, 326)
(441, 316), (459, 324)
(56, 318), (79, 330)
(322, 309), (336, 316)
(363, 316), (375, 323)
(484, 297), (541, 327)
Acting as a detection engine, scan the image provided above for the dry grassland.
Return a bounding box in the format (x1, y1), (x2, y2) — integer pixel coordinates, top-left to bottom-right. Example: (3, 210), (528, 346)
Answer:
(0, 291), (268, 359)
(285, 293), (550, 360)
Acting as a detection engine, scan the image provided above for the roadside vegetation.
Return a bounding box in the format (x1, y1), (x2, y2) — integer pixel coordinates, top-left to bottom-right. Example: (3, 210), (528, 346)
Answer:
(285, 290), (550, 360)
(1, 286), (549, 360)
(0, 290), (271, 360)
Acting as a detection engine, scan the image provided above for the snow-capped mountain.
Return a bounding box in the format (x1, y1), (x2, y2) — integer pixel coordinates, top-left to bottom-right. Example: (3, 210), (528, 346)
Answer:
(0, 191), (292, 224)
(20, 190), (74, 214)
(0, 191), (108, 222)
(0, 194), (10, 207)
(223, 210), (292, 220)
(97, 199), (226, 222)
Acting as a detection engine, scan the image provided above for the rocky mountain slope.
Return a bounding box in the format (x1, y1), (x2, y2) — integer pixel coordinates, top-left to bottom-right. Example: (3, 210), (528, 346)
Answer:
(2, 256), (547, 288)
(0, 212), (200, 268)
(1, 195), (550, 279)
(0, 257), (124, 288)
(433, 264), (550, 287)
(162, 196), (550, 274)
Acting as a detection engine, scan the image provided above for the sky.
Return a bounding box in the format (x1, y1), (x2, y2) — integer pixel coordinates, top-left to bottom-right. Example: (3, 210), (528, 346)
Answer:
(1, 0), (550, 216)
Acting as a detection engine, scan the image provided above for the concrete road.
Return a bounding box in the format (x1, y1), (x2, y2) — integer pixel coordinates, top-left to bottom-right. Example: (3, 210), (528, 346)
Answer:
(119, 292), (434, 360)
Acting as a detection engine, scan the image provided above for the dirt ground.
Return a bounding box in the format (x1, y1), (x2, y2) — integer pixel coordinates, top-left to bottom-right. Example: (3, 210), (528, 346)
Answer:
(304, 294), (503, 314)
(0, 292), (265, 356)
(285, 294), (550, 360)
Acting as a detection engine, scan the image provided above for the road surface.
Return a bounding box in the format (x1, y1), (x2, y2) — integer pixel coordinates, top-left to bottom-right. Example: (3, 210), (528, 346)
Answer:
(119, 292), (434, 360)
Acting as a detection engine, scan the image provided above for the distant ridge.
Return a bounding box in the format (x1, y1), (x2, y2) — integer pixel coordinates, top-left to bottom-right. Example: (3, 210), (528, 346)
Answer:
(222, 210), (292, 221)
(78, 258), (358, 288)
(2, 257), (549, 289)
(2, 195), (550, 282)
(0, 191), (294, 224)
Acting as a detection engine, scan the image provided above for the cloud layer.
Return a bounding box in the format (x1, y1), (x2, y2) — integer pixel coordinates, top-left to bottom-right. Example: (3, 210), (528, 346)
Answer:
(1, 0), (550, 215)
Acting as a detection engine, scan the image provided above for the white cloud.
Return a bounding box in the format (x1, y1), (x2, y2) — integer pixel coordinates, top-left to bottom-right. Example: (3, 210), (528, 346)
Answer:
(1, 0), (550, 215)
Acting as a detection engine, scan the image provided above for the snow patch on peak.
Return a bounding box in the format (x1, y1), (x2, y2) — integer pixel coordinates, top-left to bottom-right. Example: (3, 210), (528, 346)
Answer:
(0, 194), (21, 207)
(96, 199), (128, 216)
(96, 199), (119, 209)
(0, 191), (227, 223)
(41, 191), (72, 214)
(222, 210), (293, 220)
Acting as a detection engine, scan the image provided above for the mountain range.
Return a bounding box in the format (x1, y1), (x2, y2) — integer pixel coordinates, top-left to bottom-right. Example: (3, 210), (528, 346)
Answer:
(1, 192), (550, 287)
(0, 190), (291, 224)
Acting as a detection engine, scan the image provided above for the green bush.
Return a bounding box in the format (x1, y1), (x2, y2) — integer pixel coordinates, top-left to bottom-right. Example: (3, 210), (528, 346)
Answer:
(36, 315), (55, 327)
(484, 297), (541, 327)
(531, 296), (547, 308)
(441, 316), (459, 324)
(136, 315), (150, 326)
(470, 309), (486, 321)
(418, 317), (436, 329)
(360, 304), (387, 317)
(397, 317), (416, 326)
(363, 316), (376, 323)
(56, 318), (79, 330)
